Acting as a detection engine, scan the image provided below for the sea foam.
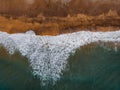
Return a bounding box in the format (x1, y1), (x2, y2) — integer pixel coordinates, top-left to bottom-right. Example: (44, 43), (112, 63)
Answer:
(0, 30), (120, 85)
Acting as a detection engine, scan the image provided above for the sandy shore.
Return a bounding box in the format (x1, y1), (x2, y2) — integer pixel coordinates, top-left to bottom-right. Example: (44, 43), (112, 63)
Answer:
(0, 13), (120, 35)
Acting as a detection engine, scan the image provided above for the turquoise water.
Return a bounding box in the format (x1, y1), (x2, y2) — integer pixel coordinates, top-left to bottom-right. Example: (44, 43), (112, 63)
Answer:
(0, 42), (120, 90)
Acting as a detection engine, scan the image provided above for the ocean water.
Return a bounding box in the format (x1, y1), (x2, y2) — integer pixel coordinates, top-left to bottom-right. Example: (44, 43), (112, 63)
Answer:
(0, 31), (120, 90)
(0, 42), (120, 90)
(0, 47), (49, 90)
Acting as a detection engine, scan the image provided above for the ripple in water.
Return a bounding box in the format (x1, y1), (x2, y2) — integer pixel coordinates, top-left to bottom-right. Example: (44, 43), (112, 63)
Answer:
(0, 30), (120, 85)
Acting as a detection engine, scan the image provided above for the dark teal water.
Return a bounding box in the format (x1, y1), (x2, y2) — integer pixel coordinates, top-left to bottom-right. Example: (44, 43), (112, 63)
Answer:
(0, 43), (120, 90)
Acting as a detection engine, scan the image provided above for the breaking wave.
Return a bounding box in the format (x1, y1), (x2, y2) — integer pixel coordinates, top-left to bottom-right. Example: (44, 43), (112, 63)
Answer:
(0, 30), (120, 85)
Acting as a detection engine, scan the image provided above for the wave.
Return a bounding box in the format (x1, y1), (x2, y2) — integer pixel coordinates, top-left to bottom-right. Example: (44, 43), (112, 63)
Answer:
(0, 30), (120, 85)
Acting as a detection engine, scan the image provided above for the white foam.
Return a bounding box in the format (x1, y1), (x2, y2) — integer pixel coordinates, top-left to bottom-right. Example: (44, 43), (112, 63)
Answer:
(0, 30), (120, 85)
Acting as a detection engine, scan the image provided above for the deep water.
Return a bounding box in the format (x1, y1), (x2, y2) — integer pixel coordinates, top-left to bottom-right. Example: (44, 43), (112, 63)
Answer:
(0, 42), (120, 90)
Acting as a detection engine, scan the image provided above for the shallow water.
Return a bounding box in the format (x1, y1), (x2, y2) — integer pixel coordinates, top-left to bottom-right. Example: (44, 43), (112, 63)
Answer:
(0, 42), (120, 90)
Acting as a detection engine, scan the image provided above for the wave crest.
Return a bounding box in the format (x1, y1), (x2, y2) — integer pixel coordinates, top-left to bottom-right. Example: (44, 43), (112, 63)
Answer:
(0, 30), (120, 85)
